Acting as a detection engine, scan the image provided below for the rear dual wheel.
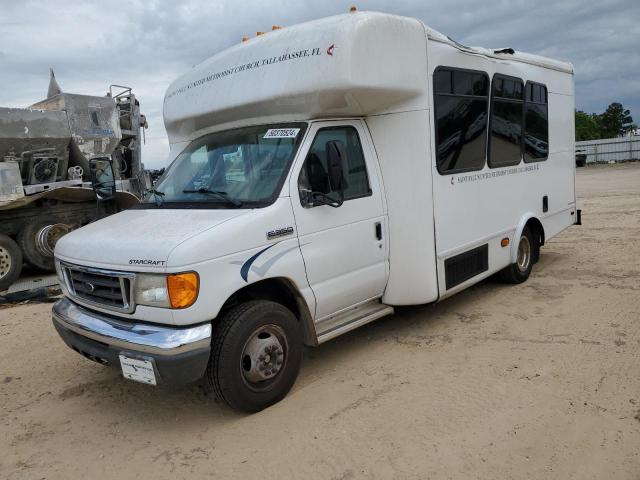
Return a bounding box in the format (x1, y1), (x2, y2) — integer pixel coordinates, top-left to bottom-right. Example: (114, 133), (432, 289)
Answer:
(18, 219), (70, 272)
(499, 226), (535, 284)
(205, 300), (303, 413)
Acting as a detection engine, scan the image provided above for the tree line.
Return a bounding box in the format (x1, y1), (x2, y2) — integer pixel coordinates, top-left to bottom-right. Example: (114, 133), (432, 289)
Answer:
(575, 103), (635, 141)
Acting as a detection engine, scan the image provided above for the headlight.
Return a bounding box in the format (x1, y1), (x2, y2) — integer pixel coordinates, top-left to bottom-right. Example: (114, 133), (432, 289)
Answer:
(134, 272), (199, 309)
(134, 274), (170, 308)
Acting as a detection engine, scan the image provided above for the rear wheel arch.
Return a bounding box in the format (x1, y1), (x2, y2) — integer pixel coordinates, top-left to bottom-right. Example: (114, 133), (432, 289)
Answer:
(512, 215), (545, 264)
(524, 217), (545, 263)
(217, 277), (317, 346)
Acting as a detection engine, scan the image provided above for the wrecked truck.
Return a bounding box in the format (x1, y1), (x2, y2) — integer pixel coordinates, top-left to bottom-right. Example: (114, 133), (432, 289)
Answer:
(0, 72), (148, 290)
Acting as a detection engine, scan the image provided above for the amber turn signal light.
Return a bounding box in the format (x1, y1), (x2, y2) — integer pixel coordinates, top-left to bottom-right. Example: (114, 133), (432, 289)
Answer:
(501, 238), (510, 247)
(167, 272), (199, 309)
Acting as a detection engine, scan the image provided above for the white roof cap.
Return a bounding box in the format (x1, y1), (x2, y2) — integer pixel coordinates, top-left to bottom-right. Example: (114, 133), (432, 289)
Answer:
(163, 12), (429, 143)
(163, 11), (573, 144)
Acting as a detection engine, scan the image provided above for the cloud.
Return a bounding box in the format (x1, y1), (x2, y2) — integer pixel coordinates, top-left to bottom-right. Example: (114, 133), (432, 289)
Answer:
(0, 0), (638, 168)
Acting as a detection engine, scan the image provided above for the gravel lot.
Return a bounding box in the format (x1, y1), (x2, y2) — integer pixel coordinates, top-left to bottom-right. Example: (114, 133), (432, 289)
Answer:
(1, 163), (639, 479)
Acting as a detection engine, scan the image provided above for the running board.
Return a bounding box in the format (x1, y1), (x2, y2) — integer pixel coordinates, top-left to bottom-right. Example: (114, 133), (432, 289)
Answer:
(315, 301), (394, 344)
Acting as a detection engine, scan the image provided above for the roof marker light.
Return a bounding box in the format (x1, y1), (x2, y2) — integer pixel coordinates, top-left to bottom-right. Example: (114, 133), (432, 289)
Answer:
(350, 5), (357, 12)
(242, 36), (250, 42)
(256, 31), (265, 36)
(272, 25), (282, 30)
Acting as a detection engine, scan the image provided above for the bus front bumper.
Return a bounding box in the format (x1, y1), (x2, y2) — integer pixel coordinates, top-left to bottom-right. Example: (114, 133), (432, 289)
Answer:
(52, 297), (211, 385)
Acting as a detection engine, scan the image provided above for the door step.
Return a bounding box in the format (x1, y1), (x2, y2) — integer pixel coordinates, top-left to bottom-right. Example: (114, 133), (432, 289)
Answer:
(316, 300), (394, 344)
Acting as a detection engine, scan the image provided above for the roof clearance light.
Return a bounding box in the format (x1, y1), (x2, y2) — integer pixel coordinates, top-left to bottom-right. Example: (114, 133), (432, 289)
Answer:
(242, 36), (250, 42)
(272, 25), (282, 30)
(350, 5), (357, 12)
(256, 31), (265, 36)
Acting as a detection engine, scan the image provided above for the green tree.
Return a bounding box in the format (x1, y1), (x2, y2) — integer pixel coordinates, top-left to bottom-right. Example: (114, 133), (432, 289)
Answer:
(575, 110), (601, 141)
(597, 102), (634, 137)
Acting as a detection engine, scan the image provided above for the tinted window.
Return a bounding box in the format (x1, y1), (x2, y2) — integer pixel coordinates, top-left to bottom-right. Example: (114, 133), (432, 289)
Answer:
(434, 68), (489, 173)
(524, 82), (548, 162)
(299, 126), (371, 203)
(489, 74), (524, 168)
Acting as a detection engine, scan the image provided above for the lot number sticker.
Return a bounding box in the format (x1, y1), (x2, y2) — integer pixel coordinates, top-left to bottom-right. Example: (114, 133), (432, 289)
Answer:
(264, 128), (300, 139)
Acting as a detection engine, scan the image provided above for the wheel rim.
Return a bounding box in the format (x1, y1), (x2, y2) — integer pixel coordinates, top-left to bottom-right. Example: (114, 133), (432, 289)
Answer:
(517, 235), (531, 272)
(240, 324), (288, 391)
(35, 223), (70, 258)
(0, 246), (11, 279)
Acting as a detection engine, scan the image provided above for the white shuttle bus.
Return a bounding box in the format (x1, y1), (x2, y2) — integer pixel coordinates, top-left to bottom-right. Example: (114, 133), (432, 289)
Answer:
(52, 11), (579, 411)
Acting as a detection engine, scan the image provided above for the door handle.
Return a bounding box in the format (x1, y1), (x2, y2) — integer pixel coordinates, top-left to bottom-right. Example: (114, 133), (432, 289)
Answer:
(375, 222), (382, 241)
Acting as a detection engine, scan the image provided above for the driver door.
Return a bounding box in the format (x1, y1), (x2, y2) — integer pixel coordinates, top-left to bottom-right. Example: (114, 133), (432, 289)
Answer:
(290, 120), (388, 321)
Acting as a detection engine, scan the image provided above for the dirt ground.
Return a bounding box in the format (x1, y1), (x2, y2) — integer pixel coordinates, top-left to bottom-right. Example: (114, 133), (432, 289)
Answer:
(1, 163), (639, 479)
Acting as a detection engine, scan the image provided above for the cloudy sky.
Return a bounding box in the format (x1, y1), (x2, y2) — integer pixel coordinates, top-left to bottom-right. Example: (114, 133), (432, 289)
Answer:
(1, 0), (638, 169)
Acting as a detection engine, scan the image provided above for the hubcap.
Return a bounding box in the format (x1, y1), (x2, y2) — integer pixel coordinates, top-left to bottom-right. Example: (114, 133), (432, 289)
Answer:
(517, 235), (531, 272)
(241, 324), (287, 386)
(0, 246), (11, 279)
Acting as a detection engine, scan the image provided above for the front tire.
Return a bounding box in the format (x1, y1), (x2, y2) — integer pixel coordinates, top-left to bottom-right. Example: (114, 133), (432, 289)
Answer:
(205, 300), (303, 412)
(0, 234), (23, 291)
(499, 226), (535, 284)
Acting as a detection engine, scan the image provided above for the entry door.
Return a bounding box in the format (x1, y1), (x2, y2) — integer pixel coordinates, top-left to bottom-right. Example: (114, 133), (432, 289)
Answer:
(290, 121), (388, 321)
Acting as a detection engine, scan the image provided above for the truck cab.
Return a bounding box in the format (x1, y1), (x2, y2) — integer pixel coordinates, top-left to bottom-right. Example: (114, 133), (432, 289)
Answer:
(52, 11), (576, 412)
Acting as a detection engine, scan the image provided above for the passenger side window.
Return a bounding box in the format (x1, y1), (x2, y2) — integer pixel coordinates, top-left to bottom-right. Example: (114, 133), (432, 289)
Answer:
(434, 68), (489, 174)
(523, 82), (549, 162)
(489, 74), (524, 168)
(298, 127), (371, 204)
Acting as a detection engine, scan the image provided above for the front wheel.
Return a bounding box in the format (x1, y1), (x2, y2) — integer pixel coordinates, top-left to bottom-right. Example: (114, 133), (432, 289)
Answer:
(499, 226), (535, 284)
(205, 300), (303, 412)
(0, 234), (23, 291)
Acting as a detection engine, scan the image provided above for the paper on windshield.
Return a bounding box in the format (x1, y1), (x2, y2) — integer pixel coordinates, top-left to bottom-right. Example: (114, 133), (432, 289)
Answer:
(263, 128), (300, 139)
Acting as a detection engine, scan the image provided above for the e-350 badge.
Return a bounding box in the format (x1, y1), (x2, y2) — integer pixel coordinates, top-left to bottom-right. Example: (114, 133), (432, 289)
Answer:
(266, 226), (294, 240)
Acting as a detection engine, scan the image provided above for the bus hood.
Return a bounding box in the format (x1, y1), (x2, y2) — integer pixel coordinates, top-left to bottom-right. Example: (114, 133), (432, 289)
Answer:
(54, 208), (250, 271)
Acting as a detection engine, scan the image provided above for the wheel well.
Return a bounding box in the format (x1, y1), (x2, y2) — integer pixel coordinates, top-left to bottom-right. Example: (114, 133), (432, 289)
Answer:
(219, 278), (317, 346)
(524, 217), (545, 262)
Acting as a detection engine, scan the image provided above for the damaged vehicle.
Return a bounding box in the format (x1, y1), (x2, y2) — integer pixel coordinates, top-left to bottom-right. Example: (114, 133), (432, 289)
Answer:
(0, 72), (148, 290)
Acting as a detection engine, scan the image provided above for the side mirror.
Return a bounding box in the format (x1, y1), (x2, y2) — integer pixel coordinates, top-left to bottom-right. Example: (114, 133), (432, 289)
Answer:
(326, 140), (348, 195)
(89, 157), (116, 201)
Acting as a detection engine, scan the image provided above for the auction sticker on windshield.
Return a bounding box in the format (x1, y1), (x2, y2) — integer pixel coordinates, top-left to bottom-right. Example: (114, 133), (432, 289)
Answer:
(263, 128), (300, 139)
(119, 354), (157, 386)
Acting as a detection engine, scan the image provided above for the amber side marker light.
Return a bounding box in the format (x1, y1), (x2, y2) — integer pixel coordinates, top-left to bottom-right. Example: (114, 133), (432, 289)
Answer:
(501, 238), (510, 247)
(167, 272), (199, 309)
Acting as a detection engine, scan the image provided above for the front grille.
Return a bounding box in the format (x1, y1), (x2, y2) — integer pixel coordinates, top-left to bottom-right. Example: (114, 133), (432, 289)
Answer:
(63, 264), (133, 312)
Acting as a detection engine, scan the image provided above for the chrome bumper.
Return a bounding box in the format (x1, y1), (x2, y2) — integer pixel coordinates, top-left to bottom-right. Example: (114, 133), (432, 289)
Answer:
(52, 297), (211, 356)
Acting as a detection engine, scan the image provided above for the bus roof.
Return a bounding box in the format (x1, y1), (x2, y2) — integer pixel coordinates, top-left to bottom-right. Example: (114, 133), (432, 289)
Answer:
(163, 11), (572, 145)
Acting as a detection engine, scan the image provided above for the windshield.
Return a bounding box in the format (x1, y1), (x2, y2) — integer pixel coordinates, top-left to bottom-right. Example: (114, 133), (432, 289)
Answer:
(145, 123), (307, 208)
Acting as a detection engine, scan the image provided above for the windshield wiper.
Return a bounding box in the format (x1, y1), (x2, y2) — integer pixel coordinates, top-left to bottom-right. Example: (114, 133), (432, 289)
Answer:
(182, 188), (243, 207)
(146, 188), (165, 205)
